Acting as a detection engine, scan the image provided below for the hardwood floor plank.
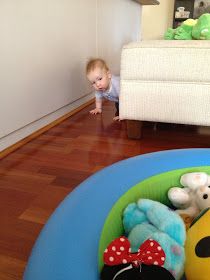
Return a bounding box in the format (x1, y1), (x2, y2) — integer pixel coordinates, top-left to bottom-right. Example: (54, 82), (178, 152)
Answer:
(0, 254), (25, 280)
(38, 166), (92, 188)
(0, 218), (42, 261)
(19, 186), (70, 224)
(0, 189), (36, 219)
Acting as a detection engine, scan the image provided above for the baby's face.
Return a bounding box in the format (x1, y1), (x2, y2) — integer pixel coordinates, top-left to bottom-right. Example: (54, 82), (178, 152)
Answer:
(87, 67), (111, 92)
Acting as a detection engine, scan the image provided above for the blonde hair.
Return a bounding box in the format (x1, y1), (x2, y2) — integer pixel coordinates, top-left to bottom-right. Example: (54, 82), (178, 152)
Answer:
(86, 58), (109, 74)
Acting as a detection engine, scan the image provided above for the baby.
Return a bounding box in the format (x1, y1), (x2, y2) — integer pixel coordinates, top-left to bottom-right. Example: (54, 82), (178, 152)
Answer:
(86, 58), (120, 121)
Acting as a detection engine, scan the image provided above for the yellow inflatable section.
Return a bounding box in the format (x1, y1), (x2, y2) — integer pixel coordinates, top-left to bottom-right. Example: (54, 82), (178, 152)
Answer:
(185, 208), (210, 280)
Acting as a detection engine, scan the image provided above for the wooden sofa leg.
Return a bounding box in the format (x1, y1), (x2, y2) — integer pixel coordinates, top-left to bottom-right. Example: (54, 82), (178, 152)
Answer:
(126, 120), (143, 139)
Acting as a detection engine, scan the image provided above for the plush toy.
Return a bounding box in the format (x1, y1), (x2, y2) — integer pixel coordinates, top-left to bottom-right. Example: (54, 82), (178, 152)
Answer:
(168, 172), (210, 219)
(180, 171), (210, 189)
(101, 263), (175, 280)
(192, 13), (210, 40)
(185, 208), (210, 280)
(164, 13), (210, 40)
(122, 199), (186, 280)
(164, 28), (176, 40)
(178, 213), (194, 231)
(164, 19), (197, 40)
(174, 19), (197, 40)
(101, 236), (175, 280)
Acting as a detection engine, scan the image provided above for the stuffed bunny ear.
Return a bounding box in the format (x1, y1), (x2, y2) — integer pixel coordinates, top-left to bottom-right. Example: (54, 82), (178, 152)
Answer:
(180, 172), (209, 189)
(207, 175), (210, 186)
(168, 187), (190, 208)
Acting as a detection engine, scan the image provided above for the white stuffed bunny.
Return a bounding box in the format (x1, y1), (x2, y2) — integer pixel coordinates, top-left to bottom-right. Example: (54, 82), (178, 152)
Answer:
(180, 172), (210, 190)
(168, 172), (210, 218)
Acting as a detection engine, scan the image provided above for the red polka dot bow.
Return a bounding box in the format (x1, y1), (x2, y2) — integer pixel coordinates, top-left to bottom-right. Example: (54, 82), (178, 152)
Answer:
(103, 236), (165, 267)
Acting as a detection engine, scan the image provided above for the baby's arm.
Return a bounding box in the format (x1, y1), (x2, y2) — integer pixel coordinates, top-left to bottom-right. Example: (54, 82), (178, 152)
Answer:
(89, 99), (102, 115)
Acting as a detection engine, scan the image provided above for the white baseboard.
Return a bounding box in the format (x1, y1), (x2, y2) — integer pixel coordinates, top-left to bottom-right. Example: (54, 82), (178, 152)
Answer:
(0, 93), (94, 152)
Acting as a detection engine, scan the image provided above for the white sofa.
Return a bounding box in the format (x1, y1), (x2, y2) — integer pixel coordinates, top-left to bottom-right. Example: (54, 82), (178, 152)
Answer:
(119, 40), (210, 138)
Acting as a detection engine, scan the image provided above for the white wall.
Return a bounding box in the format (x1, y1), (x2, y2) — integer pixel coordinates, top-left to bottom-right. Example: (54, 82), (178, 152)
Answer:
(97, 0), (141, 75)
(141, 0), (174, 40)
(0, 0), (141, 151)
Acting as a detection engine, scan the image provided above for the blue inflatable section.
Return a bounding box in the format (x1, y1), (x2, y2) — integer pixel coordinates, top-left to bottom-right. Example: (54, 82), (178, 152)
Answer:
(23, 148), (210, 280)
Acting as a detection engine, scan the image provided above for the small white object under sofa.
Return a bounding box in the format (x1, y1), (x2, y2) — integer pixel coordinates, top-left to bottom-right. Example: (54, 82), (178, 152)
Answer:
(119, 40), (210, 138)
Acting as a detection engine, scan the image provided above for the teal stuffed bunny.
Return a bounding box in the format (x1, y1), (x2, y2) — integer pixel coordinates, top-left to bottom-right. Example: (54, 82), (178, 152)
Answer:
(123, 199), (186, 280)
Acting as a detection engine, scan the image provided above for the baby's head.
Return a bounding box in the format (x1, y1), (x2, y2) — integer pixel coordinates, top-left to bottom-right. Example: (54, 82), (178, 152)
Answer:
(86, 58), (111, 92)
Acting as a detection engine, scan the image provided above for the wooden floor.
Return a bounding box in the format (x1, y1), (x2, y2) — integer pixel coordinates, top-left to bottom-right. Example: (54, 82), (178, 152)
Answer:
(1, 101), (210, 279)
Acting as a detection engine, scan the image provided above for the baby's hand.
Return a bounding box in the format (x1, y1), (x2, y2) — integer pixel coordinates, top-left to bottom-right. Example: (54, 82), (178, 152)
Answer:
(113, 116), (120, 121)
(89, 108), (102, 115)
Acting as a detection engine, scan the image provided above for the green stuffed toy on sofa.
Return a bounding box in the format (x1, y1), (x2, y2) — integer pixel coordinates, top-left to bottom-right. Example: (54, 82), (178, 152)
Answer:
(192, 13), (210, 39)
(164, 13), (210, 40)
(164, 19), (197, 40)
